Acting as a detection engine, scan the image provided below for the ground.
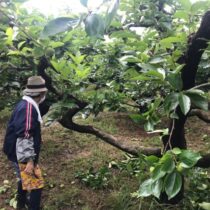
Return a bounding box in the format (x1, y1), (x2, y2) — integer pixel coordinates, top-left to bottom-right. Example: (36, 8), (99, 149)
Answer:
(0, 113), (210, 210)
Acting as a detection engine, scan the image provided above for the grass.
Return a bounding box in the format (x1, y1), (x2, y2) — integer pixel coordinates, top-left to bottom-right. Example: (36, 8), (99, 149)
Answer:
(1, 113), (210, 209)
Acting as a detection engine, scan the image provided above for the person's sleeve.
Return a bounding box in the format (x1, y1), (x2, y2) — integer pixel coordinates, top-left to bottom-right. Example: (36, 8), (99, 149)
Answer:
(14, 102), (37, 162)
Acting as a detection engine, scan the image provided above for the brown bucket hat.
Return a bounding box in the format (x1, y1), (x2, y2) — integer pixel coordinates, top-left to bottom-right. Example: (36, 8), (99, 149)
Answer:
(23, 76), (48, 93)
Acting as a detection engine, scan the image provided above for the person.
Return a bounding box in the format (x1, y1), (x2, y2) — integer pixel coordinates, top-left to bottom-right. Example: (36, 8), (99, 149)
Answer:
(3, 76), (48, 210)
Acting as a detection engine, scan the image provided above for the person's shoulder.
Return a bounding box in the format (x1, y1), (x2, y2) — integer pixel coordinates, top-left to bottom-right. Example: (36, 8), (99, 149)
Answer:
(16, 100), (35, 112)
(15, 100), (38, 117)
(15, 99), (28, 111)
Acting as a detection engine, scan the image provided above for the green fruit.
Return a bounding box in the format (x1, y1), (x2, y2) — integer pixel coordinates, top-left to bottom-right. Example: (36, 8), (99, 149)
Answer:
(176, 164), (184, 173)
(149, 166), (155, 173)
(45, 47), (55, 57)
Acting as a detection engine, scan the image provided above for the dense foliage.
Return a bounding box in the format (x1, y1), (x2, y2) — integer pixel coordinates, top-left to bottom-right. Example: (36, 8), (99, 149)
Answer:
(1, 0), (209, 118)
(1, 0), (210, 204)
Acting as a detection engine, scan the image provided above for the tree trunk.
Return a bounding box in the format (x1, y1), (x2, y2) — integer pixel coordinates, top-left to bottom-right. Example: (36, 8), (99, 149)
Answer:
(161, 11), (210, 204)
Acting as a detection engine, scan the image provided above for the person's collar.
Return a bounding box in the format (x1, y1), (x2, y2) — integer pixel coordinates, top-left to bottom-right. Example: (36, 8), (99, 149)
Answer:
(22, 95), (43, 123)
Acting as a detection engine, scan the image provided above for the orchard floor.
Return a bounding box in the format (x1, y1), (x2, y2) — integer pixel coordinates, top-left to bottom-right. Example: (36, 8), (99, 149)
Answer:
(0, 113), (210, 210)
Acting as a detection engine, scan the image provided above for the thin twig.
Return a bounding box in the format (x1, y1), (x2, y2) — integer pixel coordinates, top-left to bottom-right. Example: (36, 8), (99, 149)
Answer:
(190, 82), (210, 90)
(138, 198), (142, 210)
(19, 27), (42, 47)
(163, 119), (175, 154)
(148, 200), (154, 210)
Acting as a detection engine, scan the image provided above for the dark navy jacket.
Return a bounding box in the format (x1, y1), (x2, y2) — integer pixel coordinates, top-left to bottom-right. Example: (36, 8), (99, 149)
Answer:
(3, 99), (41, 163)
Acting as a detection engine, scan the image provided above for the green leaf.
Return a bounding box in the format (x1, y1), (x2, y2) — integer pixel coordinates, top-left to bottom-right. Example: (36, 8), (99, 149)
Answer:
(152, 179), (163, 199)
(124, 68), (140, 80)
(68, 53), (86, 64)
(138, 63), (156, 71)
(13, 0), (28, 2)
(41, 17), (79, 38)
(199, 202), (210, 210)
(185, 91), (208, 111)
(175, 64), (185, 73)
(131, 75), (151, 81)
(75, 67), (90, 79)
(129, 114), (145, 124)
(164, 93), (179, 113)
(144, 120), (154, 132)
(147, 129), (167, 135)
(144, 69), (165, 80)
(152, 165), (166, 181)
(160, 154), (175, 173)
(80, 0), (88, 7)
(164, 171), (182, 199)
(111, 30), (138, 39)
(50, 61), (60, 71)
(178, 0), (191, 11)
(191, 1), (209, 13)
(172, 148), (182, 155)
(149, 57), (165, 64)
(145, 155), (159, 166)
(138, 178), (154, 197)
(178, 93), (191, 115)
(160, 36), (184, 48)
(105, 0), (120, 30)
(166, 73), (183, 90)
(119, 55), (139, 64)
(170, 112), (179, 119)
(7, 50), (21, 56)
(85, 14), (105, 37)
(62, 102), (78, 109)
(51, 60), (66, 72)
(174, 11), (189, 21)
(49, 41), (64, 48)
(17, 41), (26, 49)
(179, 150), (201, 168)
(185, 89), (204, 95)
(131, 68), (165, 81)
(149, 97), (162, 111)
(6, 27), (13, 45)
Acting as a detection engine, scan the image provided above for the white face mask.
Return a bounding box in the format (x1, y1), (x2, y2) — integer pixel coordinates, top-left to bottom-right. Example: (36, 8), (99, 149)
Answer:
(39, 95), (46, 104)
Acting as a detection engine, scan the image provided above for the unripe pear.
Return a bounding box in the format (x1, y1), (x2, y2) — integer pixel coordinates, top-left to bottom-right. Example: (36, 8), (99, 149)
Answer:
(176, 164), (184, 173)
(45, 47), (55, 57)
(149, 166), (155, 173)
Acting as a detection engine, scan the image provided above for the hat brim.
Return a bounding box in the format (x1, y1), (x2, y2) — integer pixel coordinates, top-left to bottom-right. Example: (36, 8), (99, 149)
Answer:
(23, 87), (48, 93)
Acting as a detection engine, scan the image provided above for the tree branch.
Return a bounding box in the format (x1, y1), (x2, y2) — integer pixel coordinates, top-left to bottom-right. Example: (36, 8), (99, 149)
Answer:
(58, 96), (161, 157)
(189, 109), (210, 123)
(126, 23), (154, 28)
(37, 56), (60, 96)
(191, 82), (210, 90)
(58, 103), (210, 169)
(162, 11), (210, 151)
(181, 11), (210, 90)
